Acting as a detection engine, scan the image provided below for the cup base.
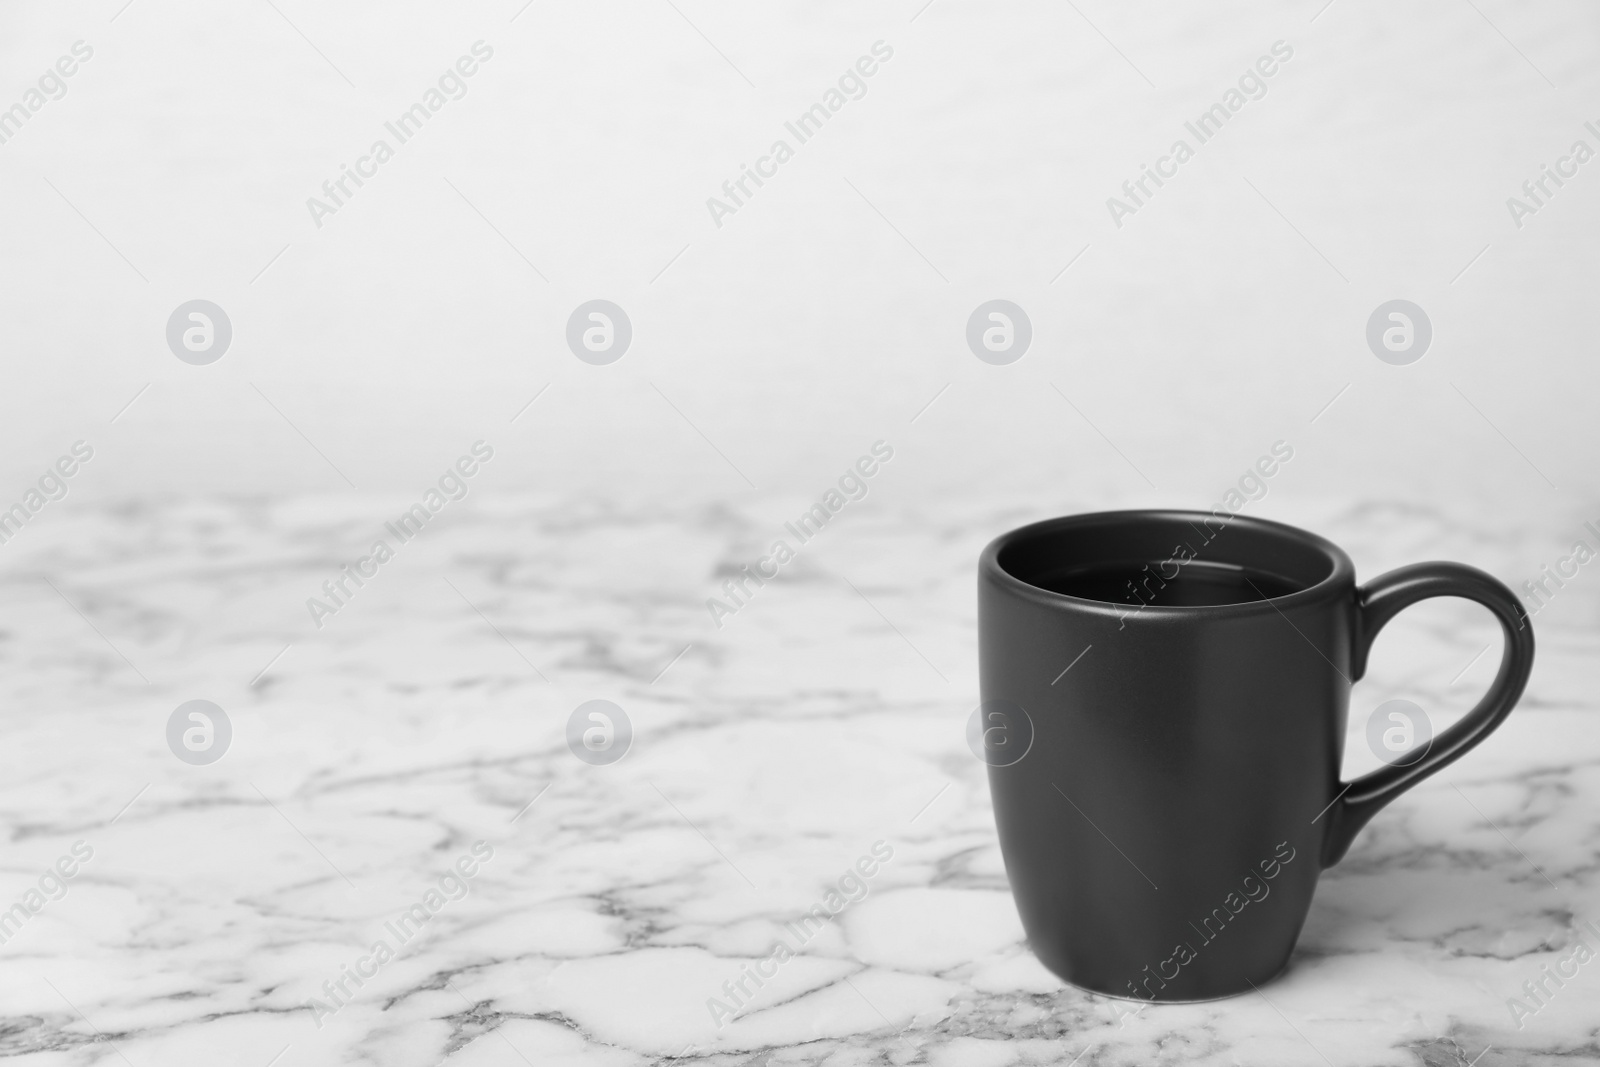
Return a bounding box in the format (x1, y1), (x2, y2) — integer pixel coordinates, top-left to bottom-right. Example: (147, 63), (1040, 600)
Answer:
(1049, 957), (1294, 1005)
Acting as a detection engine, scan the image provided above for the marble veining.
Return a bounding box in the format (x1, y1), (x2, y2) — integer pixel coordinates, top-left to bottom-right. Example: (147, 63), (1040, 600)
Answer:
(0, 493), (1596, 1067)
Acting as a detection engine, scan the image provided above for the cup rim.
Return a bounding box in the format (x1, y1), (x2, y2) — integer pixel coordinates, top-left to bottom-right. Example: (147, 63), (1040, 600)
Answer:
(979, 509), (1356, 619)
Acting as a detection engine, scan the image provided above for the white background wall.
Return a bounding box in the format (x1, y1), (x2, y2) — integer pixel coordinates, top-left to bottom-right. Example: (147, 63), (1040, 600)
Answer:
(0, 0), (1594, 532)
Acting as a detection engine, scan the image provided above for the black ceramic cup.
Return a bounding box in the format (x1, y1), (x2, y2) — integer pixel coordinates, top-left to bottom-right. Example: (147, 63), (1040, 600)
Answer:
(976, 509), (1534, 1001)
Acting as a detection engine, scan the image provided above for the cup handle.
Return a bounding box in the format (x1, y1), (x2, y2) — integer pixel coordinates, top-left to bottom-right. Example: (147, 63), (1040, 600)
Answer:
(1319, 562), (1536, 867)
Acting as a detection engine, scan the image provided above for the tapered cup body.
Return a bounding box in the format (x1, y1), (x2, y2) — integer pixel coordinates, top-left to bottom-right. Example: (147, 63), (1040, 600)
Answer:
(978, 510), (1356, 1001)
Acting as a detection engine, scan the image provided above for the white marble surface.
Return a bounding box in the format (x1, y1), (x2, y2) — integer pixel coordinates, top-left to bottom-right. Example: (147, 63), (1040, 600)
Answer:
(0, 489), (1596, 1067)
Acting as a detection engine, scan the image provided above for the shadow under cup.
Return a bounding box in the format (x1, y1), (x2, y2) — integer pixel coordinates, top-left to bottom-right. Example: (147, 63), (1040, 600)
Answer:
(978, 509), (1533, 1002)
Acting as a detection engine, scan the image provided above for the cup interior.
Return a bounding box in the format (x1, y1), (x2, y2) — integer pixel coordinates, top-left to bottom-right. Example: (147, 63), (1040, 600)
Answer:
(995, 511), (1339, 608)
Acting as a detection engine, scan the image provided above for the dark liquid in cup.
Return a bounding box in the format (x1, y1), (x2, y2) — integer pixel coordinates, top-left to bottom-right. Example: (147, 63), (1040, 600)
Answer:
(1037, 559), (1304, 607)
